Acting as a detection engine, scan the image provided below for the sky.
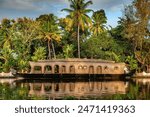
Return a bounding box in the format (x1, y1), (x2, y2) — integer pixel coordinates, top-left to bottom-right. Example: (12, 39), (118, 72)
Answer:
(0, 0), (133, 27)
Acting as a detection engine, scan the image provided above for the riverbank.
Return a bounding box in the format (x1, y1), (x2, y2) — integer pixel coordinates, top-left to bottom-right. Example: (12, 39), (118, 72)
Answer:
(132, 72), (150, 78)
(0, 72), (15, 78)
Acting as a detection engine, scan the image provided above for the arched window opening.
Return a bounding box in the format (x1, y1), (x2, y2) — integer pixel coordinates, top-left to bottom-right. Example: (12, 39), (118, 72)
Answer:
(54, 65), (59, 73)
(45, 65), (52, 73)
(34, 66), (42, 73)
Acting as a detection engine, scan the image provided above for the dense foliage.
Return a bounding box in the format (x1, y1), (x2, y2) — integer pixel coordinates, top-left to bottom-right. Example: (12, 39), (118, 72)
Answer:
(0, 83), (46, 100)
(0, 0), (149, 73)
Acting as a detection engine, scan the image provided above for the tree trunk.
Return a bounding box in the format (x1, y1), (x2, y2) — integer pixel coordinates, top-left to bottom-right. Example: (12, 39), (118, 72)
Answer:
(48, 40), (51, 59)
(51, 40), (56, 59)
(77, 24), (80, 58)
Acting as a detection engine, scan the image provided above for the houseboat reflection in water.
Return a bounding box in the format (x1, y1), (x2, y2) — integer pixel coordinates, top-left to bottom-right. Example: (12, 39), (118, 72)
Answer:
(17, 79), (129, 99)
(1, 77), (150, 99)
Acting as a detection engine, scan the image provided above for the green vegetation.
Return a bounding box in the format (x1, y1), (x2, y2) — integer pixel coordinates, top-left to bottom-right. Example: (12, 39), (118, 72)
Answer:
(0, 83), (46, 100)
(0, 0), (149, 73)
(31, 47), (46, 61)
(122, 0), (150, 72)
(0, 83), (28, 99)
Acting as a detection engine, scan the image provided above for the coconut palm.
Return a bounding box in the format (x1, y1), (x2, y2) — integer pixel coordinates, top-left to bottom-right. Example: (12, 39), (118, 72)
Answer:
(36, 14), (61, 59)
(62, 0), (93, 58)
(40, 32), (61, 59)
(91, 10), (107, 36)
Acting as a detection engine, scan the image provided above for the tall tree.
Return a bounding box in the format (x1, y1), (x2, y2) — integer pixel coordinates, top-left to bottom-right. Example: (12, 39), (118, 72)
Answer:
(62, 0), (93, 58)
(0, 18), (16, 72)
(123, 0), (150, 71)
(91, 9), (107, 36)
(36, 14), (61, 59)
(10, 18), (41, 72)
(0, 18), (13, 48)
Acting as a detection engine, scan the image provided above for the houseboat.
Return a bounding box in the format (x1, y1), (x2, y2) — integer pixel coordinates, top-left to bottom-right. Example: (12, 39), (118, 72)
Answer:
(16, 59), (129, 78)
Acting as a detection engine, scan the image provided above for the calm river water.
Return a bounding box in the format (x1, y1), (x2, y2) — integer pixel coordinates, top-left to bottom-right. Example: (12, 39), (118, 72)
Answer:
(0, 77), (150, 99)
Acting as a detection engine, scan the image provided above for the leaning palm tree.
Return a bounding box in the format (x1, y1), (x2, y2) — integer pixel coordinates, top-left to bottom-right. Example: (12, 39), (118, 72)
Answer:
(36, 14), (61, 59)
(41, 32), (61, 59)
(62, 0), (93, 58)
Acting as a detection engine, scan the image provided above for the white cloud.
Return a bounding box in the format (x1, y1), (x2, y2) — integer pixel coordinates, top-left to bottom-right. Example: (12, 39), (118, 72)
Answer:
(0, 0), (38, 10)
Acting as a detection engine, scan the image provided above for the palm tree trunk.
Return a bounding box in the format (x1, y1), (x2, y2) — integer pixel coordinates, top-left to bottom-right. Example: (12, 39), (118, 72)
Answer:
(48, 40), (51, 59)
(77, 24), (80, 58)
(51, 40), (56, 59)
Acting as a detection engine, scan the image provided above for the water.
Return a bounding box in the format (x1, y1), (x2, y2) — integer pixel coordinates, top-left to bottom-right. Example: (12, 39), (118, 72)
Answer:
(0, 77), (150, 99)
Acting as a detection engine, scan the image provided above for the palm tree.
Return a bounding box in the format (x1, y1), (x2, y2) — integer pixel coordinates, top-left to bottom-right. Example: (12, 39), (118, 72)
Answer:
(40, 32), (61, 59)
(62, 0), (93, 58)
(91, 10), (107, 36)
(36, 14), (61, 59)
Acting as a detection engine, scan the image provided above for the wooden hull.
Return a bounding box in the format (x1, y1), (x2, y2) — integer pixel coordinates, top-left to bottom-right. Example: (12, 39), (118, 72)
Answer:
(15, 73), (128, 80)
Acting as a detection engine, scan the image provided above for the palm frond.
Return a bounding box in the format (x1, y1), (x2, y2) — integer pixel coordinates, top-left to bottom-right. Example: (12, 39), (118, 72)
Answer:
(61, 8), (73, 13)
(83, 1), (93, 9)
(84, 9), (94, 14)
